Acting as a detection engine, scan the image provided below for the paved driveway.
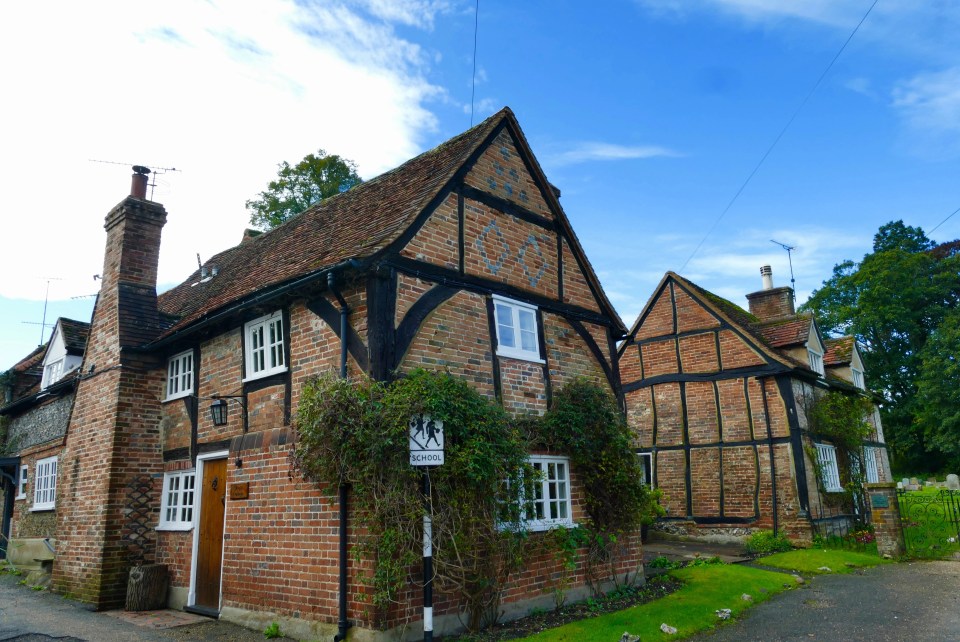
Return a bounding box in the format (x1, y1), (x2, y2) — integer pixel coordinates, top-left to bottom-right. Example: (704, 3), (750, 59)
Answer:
(0, 571), (294, 642)
(689, 560), (960, 642)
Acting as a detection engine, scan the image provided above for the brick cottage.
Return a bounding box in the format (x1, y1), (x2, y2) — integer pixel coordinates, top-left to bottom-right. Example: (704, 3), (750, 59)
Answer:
(619, 268), (890, 542)
(40, 107), (637, 639)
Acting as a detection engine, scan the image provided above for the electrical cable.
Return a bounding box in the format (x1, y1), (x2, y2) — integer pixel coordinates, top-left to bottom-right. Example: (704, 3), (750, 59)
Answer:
(929, 205), (960, 235)
(679, 0), (879, 273)
(470, 0), (479, 127)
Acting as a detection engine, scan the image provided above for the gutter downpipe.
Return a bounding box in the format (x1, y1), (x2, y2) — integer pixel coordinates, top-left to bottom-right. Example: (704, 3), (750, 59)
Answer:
(329, 271), (350, 642)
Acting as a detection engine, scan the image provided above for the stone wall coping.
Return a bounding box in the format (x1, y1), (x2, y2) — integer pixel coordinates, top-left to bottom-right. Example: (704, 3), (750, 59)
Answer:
(865, 482), (897, 490)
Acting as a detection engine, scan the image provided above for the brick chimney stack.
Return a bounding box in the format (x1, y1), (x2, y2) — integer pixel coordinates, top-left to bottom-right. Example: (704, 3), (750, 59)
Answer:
(745, 265), (795, 321)
(54, 170), (168, 607)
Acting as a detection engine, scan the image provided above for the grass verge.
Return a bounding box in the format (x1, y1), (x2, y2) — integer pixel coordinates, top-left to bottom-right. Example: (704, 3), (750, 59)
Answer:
(521, 564), (792, 641)
(759, 549), (889, 575)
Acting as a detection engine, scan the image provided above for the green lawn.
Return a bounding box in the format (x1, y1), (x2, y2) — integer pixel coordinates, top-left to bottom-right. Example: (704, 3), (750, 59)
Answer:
(521, 564), (792, 642)
(759, 549), (889, 574)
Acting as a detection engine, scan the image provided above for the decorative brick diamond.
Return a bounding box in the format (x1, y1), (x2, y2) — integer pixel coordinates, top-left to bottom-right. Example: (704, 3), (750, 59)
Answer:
(476, 220), (509, 275)
(518, 234), (548, 287)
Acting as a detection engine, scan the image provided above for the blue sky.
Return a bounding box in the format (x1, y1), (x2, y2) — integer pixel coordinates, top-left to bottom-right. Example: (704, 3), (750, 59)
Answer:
(2, 0), (958, 370)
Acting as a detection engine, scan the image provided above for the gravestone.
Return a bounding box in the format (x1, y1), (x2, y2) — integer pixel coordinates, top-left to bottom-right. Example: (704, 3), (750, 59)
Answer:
(946, 474), (959, 490)
(901, 478), (910, 487)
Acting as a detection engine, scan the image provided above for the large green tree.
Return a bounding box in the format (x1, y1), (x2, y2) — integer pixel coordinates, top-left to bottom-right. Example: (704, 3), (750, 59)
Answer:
(246, 149), (362, 230)
(915, 309), (960, 465)
(801, 221), (960, 470)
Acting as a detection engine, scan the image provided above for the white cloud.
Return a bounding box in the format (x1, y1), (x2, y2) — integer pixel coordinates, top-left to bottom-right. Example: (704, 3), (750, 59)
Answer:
(547, 142), (681, 166)
(0, 0), (445, 302)
(893, 68), (960, 134)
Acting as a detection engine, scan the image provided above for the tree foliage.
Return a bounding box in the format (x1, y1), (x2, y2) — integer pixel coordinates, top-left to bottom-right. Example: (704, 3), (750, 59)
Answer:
(801, 220), (960, 470)
(246, 149), (362, 230)
(294, 372), (658, 630)
(915, 309), (960, 463)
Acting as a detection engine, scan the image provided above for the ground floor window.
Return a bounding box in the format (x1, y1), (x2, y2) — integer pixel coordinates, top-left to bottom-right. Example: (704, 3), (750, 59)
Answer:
(17, 464), (28, 499)
(815, 443), (842, 492)
(32, 457), (57, 511)
(159, 470), (196, 530)
(864, 446), (880, 484)
(524, 455), (573, 531)
(638, 452), (653, 487)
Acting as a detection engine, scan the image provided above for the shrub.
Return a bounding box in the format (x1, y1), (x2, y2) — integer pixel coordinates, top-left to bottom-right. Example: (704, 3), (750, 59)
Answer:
(745, 530), (793, 554)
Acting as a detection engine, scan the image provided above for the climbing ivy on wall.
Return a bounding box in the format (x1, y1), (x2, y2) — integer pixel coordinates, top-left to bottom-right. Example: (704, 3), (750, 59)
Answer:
(294, 370), (660, 630)
(803, 389), (875, 505)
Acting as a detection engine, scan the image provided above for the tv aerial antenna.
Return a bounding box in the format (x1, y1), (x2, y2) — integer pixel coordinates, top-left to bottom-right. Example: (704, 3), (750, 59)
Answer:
(89, 159), (180, 200)
(770, 239), (797, 300)
(21, 278), (63, 346)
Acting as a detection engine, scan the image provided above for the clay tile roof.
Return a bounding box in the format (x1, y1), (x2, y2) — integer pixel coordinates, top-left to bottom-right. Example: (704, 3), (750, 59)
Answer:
(59, 318), (91, 355)
(659, 273), (813, 373)
(823, 336), (854, 366)
(157, 108), (511, 337)
(755, 317), (811, 348)
(11, 344), (46, 376)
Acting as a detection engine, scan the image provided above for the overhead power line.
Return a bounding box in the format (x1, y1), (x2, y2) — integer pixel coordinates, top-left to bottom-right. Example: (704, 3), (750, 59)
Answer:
(929, 205), (960, 235)
(679, 0), (879, 273)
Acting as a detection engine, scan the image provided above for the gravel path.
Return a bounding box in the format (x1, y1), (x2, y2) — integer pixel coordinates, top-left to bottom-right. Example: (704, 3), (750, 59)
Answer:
(688, 560), (960, 642)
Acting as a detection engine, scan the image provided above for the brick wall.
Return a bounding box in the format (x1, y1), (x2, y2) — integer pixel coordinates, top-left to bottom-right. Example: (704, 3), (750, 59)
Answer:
(463, 200), (559, 299)
(398, 291), (495, 397)
(464, 129), (554, 220)
(745, 287), (795, 321)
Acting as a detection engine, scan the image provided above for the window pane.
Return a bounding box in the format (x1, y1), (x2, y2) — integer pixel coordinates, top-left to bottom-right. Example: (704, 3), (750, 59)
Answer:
(496, 305), (516, 348)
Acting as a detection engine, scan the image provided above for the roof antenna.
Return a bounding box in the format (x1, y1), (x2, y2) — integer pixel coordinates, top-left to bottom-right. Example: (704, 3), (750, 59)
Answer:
(21, 278), (62, 346)
(770, 239), (797, 300)
(469, 0), (480, 126)
(89, 159), (180, 200)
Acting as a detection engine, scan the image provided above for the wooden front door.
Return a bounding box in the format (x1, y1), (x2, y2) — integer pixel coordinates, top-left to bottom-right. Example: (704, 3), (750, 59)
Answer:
(195, 458), (227, 610)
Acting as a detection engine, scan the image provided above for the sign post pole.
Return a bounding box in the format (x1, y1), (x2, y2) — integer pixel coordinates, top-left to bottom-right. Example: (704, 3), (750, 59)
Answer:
(422, 469), (433, 642)
(409, 414), (444, 642)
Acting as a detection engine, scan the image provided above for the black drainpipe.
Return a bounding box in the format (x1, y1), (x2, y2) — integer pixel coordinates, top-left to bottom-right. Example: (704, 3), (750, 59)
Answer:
(328, 272), (350, 642)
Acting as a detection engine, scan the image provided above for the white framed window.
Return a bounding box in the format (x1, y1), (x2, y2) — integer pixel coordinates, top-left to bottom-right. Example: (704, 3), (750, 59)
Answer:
(42, 359), (64, 389)
(492, 295), (542, 362)
(638, 452), (653, 487)
(32, 456), (58, 511)
(864, 447), (879, 484)
(815, 443), (842, 492)
(16, 465), (28, 499)
(244, 311), (286, 380)
(851, 368), (865, 390)
(808, 348), (824, 376)
(523, 456), (573, 531)
(158, 471), (196, 530)
(165, 350), (194, 401)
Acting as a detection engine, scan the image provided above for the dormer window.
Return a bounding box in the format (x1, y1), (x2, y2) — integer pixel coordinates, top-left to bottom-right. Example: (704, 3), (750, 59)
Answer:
(808, 348), (824, 376)
(851, 368), (865, 390)
(42, 359), (64, 389)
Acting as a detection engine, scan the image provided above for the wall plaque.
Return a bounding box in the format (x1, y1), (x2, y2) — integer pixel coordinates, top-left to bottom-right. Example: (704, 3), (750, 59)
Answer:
(870, 493), (889, 509)
(229, 482), (250, 500)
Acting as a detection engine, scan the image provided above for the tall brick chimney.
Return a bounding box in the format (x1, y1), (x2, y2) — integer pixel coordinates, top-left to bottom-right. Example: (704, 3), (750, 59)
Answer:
(745, 265), (795, 321)
(54, 168), (168, 608)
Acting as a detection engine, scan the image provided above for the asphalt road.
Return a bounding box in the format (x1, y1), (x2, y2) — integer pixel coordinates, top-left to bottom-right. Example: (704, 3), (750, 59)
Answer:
(2, 561), (958, 641)
(689, 560), (960, 642)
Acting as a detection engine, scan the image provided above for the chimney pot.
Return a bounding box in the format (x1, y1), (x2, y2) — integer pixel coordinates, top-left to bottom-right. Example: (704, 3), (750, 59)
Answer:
(760, 265), (774, 290)
(130, 166), (151, 199)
